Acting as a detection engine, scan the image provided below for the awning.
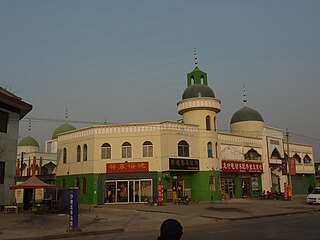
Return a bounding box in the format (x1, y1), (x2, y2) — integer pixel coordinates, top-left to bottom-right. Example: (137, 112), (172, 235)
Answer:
(10, 175), (56, 189)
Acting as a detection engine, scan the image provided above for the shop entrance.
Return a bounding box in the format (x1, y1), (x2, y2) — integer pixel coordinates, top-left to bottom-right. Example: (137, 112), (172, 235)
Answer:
(241, 178), (250, 198)
(104, 179), (152, 204)
(221, 178), (235, 199)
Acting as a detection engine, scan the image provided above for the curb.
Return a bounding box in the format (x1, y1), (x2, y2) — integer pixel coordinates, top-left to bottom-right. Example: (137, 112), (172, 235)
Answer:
(5, 228), (125, 240)
(200, 209), (317, 221)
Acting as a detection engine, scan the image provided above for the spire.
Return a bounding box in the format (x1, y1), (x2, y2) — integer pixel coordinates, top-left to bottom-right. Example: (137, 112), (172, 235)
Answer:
(28, 119), (31, 132)
(194, 48), (198, 67)
(243, 85), (247, 106)
(65, 106), (68, 121)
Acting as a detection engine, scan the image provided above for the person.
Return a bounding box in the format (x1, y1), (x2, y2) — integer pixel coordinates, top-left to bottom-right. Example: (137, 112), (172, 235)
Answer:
(157, 218), (183, 240)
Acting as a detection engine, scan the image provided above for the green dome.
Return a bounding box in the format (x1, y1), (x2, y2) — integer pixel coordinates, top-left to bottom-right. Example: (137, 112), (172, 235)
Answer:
(18, 136), (39, 147)
(52, 123), (76, 139)
(182, 84), (215, 100)
(230, 106), (264, 124)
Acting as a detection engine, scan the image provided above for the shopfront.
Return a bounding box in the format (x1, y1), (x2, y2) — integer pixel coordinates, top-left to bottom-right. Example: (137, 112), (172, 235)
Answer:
(101, 161), (158, 204)
(220, 160), (263, 199)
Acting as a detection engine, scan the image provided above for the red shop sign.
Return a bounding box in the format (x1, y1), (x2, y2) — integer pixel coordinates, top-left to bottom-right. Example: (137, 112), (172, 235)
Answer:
(221, 160), (263, 173)
(106, 162), (149, 173)
(158, 184), (164, 204)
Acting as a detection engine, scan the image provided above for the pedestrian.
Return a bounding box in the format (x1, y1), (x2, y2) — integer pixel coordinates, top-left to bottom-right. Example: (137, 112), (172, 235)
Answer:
(157, 218), (183, 240)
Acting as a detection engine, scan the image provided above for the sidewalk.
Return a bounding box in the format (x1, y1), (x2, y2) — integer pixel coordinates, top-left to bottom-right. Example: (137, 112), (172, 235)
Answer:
(0, 195), (318, 240)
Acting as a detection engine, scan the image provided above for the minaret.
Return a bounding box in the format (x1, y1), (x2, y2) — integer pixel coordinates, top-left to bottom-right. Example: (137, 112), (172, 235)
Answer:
(177, 50), (221, 131)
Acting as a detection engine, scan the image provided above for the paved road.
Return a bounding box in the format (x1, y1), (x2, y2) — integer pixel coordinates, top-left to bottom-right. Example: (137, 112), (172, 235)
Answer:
(71, 212), (320, 240)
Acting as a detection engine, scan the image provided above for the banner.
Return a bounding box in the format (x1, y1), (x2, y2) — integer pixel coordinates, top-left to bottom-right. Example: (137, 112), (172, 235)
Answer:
(221, 160), (263, 173)
(106, 162), (149, 173)
(289, 157), (296, 175)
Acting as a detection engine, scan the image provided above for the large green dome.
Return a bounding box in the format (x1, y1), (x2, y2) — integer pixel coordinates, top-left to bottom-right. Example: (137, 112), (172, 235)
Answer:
(182, 84), (215, 100)
(230, 106), (264, 124)
(51, 123), (76, 139)
(18, 136), (39, 147)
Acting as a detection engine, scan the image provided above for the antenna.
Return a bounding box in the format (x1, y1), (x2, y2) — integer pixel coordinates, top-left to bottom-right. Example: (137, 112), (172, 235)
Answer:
(243, 85), (247, 105)
(194, 48), (198, 67)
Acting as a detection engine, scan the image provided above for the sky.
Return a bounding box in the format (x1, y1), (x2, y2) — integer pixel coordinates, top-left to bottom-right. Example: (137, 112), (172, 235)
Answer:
(1, 0), (320, 159)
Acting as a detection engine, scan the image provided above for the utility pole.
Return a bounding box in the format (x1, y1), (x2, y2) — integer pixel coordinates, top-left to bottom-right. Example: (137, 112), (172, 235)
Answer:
(20, 152), (24, 177)
(286, 128), (292, 199)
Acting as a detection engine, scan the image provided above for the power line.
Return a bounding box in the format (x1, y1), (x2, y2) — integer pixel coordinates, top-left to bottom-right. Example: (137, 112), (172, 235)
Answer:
(21, 117), (105, 125)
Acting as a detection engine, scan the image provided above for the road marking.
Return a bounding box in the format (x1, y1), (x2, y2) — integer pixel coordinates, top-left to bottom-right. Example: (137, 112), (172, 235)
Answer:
(209, 229), (239, 234)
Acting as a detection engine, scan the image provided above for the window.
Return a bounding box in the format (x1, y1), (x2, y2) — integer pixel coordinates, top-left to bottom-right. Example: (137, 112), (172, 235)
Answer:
(206, 115), (211, 130)
(271, 148), (281, 159)
(77, 145), (81, 162)
(75, 177), (80, 189)
(293, 153), (301, 164)
(143, 141), (153, 157)
(214, 117), (217, 131)
(0, 161), (5, 184)
(303, 154), (312, 164)
(207, 142), (213, 158)
(122, 142), (132, 158)
(61, 178), (66, 188)
(83, 144), (87, 161)
(209, 175), (215, 192)
(245, 148), (262, 160)
(0, 110), (8, 133)
(63, 148), (67, 164)
(101, 143), (111, 159)
(178, 140), (189, 157)
(215, 142), (218, 158)
(82, 177), (87, 194)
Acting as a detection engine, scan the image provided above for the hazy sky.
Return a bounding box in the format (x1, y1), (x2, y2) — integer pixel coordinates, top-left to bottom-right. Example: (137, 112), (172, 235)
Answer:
(1, 1), (320, 159)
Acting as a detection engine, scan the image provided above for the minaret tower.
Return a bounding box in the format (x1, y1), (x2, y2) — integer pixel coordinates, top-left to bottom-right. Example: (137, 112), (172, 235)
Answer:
(177, 49), (221, 130)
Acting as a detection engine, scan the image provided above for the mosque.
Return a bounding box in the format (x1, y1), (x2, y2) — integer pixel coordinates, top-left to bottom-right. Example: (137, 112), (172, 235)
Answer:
(17, 58), (316, 205)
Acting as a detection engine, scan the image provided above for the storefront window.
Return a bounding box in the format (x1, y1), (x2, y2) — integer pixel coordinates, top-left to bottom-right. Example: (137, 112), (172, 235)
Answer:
(117, 181), (128, 202)
(141, 180), (152, 202)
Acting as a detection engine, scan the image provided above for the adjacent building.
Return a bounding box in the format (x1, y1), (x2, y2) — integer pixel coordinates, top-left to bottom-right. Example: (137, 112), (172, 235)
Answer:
(0, 87), (32, 206)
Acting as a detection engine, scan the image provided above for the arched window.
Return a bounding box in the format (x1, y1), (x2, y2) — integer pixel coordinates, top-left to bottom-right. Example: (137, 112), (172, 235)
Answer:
(215, 142), (218, 158)
(271, 148), (281, 159)
(245, 148), (261, 160)
(303, 154), (312, 164)
(101, 143), (111, 159)
(178, 140), (189, 157)
(207, 142), (213, 158)
(77, 145), (81, 162)
(83, 144), (88, 161)
(206, 115), (211, 130)
(293, 153), (301, 164)
(63, 148), (67, 164)
(143, 141), (153, 157)
(214, 117), (217, 131)
(82, 177), (87, 194)
(61, 178), (66, 189)
(75, 177), (80, 189)
(122, 142), (132, 158)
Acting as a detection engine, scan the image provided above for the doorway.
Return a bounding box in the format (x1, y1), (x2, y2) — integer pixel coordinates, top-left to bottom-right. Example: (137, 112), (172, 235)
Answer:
(241, 178), (250, 198)
(221, 178), (235, 198)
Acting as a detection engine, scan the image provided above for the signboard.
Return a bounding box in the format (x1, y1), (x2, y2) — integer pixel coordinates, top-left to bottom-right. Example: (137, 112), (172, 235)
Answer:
(106, 162), (149, 173)
(281, 159), (288, 175)
(69, 187), (79, 231)
(221, 160), (263, 173)
(169, 158), (199, 170)
(15, 189), (24, 204)
(158, 184), (164, 204)
(289, 157), (296, 175)
(35, 188), (44, 201)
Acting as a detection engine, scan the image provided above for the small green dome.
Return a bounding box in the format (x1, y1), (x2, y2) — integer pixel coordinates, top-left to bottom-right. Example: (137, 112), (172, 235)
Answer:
(230, 106), (264, 124)
(18, 136), (39, 147)
(52, 123), (76, 139)
(182, 84), (215, 100)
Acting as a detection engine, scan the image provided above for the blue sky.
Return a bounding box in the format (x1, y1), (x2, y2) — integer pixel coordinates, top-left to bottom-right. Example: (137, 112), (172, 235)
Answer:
(1, 1), (320, 158)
